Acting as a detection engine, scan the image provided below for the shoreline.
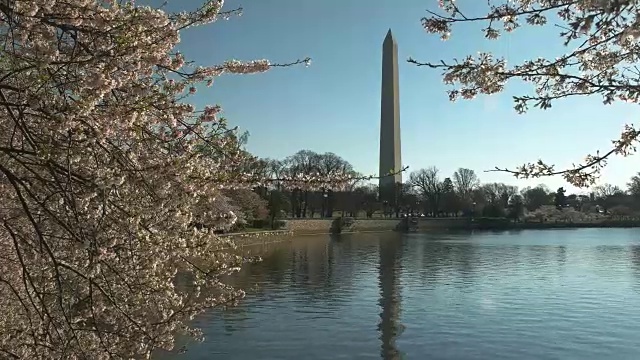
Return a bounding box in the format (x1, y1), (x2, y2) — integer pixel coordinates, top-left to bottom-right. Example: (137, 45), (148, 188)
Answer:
(221, 219), (640, 245)
(469, 218), (640, 231)
(477, 223), (640, 230)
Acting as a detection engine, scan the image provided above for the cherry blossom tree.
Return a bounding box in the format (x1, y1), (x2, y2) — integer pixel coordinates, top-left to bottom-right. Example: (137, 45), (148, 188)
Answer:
(412, 0), (640, 187)
(0, 0), (351, 358)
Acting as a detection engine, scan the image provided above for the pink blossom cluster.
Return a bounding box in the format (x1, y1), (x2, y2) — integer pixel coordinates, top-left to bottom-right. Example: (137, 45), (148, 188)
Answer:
(0, 0), (345, 358)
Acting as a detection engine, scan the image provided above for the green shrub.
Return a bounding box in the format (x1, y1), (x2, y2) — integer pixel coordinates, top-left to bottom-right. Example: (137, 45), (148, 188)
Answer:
(252, 219), (267, 229)
(272, 220), (287, 230)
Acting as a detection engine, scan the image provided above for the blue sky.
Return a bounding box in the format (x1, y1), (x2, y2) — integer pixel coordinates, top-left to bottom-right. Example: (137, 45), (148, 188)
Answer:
(160, 0), (638, 193)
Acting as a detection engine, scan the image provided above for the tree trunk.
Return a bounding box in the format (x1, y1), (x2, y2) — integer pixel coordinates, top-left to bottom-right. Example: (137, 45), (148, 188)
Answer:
(302, 191), (309, 217)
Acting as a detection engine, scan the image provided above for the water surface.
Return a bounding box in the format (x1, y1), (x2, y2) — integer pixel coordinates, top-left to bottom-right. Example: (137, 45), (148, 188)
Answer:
(165, 228), (640, 359)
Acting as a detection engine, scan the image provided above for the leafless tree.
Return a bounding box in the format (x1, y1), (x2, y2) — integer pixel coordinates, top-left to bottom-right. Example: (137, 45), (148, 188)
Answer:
(452, 168), (480, 204)
(481, 183), (518, 207)
(593, 184), (624, 199)
(409, 167), (442, 216)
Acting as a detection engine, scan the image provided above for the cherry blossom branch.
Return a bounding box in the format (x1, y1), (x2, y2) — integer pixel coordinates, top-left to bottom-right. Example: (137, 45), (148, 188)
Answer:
(411, 0), (640, 187)
(0, 0), (337, 357)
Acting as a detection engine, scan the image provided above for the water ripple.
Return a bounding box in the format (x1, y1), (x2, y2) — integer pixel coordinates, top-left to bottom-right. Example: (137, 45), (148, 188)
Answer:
(155, 229), (640, 360)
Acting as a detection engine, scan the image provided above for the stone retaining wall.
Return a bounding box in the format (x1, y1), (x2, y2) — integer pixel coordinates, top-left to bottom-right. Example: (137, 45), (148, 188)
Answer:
(284, 219), (402, 234)
(284, 218), (476, 234)
(222, 218), (640, 247)
(284, 219), (333, 234)
(415, 217), (472, 230)
(220, 230), (293, 247)
(350, 219), (403, 232)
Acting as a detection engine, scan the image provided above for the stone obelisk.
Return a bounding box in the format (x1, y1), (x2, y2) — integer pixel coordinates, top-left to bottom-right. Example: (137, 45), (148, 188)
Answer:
(378, 29), (402, 205)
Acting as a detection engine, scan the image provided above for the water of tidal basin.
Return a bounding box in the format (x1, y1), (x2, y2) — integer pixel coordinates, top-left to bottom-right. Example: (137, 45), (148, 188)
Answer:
(170, 228), (640, 360)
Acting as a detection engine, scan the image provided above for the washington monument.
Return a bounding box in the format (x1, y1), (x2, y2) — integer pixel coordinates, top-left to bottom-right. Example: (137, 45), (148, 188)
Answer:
(378, 29), (402, 205)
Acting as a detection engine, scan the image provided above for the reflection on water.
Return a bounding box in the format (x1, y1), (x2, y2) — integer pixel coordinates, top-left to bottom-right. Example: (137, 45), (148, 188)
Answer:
(378, 236), (403, 360)
(156, 228), (640, 360)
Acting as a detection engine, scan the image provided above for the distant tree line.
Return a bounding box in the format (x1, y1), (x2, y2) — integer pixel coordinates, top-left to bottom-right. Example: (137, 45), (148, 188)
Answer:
(218, 149), (640, 230)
